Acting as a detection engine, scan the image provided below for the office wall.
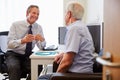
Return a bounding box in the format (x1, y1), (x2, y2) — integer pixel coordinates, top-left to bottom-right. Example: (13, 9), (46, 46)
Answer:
(86, 0), (103, 24)
(63, 0), (87, 24)
(0, 0), (64, 45)
(63, 0), (103, 24)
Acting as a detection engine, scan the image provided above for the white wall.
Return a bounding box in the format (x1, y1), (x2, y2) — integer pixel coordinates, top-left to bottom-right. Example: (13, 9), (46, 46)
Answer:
(86, 0), (103, 24)
(63, 0), (88, 24)
(63, 0), (103, 24)
(0, 0), (64, 46)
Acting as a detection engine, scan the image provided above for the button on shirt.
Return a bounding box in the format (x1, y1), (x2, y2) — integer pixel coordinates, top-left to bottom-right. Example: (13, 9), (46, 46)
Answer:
(65, 20), (94, 73)
(7, 20), (46, 55)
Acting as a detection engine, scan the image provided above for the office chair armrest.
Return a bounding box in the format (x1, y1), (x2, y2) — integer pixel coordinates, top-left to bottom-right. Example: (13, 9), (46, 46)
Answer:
(50, 73), (102, 80)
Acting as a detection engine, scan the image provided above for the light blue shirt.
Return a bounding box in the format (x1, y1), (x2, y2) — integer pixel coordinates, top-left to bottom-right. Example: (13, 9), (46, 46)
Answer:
(7, 20), (46, 54)
(65, 20), (94, 73)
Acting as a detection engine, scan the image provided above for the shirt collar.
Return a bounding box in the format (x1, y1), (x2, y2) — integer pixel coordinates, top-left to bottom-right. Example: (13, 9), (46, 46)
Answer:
(66, 20), (81, 30)
(25, 19), (35, 27)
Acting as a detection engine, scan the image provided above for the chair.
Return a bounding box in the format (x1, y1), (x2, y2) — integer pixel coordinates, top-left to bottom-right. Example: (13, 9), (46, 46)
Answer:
(0, 31), (9, 80)
(0, 31), (33, 80)
(50, 73), (102, 80)
(51, 25), (103, 80)
(0, 31), (8, 72)
(51, 58), (102, 80)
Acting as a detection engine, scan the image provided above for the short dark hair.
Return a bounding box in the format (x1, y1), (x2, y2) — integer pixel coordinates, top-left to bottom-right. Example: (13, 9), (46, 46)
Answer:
(27, 5), (39, 13)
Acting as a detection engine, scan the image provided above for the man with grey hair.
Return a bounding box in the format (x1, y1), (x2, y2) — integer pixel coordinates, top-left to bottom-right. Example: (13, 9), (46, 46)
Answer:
(38, 1), (94, 80)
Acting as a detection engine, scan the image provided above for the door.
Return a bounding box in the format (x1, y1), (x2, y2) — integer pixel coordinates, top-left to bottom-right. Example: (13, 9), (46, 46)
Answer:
(104, 0), (120, 80)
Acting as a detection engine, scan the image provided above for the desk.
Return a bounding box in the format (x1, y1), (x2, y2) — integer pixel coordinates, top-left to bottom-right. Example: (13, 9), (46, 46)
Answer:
(30, 51), (56, 80)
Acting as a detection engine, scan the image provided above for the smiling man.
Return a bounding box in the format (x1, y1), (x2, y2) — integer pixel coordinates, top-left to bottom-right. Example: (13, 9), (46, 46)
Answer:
(5, 5), (46, 80)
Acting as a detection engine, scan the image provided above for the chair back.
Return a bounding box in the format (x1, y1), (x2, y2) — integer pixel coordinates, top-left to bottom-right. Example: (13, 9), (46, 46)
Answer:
(0, 31), (9, 53)
(0, 31), (8, 73)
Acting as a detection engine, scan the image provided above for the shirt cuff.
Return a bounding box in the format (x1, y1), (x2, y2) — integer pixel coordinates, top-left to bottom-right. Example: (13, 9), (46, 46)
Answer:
(14, 39), (22, 48)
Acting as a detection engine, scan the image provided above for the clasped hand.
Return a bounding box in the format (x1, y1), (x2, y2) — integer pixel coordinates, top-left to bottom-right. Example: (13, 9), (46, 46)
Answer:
(21, 34), (44, 44)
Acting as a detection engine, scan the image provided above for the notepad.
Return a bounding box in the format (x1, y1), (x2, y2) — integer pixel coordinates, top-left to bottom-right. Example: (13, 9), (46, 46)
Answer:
(35, 51), (57, 56)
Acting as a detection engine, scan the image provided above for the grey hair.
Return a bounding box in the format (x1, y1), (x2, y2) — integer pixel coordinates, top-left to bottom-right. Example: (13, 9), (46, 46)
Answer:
(66, 1), (84, 20)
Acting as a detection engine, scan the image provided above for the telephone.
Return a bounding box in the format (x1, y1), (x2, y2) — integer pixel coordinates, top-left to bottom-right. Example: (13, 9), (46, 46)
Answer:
(43, 45), (58, 51)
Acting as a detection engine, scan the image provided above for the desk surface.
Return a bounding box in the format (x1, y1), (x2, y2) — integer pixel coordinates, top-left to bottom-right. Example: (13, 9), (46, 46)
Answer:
(30, 51), (58, 59)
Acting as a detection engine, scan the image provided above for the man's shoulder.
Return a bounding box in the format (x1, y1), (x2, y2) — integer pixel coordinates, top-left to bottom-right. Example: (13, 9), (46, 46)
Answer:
(12, 20), (25, 25)
(33, 22), (41, 27)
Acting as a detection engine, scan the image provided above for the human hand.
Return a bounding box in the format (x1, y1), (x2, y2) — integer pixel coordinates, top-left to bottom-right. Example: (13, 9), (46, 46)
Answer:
(34, 34), (45, 42)
(54, 52), (64, 64)
(21, 34), (34, 44)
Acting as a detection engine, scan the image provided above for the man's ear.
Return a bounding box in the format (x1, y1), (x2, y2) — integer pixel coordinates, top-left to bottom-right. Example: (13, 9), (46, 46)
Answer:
(68, 11), (72, 19)
(26, 11), (29, 17)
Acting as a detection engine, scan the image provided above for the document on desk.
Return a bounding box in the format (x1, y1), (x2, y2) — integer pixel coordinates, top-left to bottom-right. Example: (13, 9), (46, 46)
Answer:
(35, 51), (57, 56)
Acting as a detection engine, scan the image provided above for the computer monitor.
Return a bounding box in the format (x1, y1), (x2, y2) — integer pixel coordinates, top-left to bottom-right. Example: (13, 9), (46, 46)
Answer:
(58, 27), (67, 44)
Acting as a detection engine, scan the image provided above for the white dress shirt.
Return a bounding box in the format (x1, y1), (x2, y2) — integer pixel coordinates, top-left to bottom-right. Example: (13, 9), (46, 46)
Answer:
(7, 20), (46, 55)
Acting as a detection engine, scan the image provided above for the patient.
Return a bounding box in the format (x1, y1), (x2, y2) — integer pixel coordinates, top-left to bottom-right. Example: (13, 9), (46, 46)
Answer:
(38, 1), (94, 80)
